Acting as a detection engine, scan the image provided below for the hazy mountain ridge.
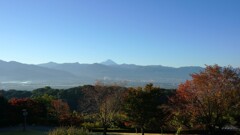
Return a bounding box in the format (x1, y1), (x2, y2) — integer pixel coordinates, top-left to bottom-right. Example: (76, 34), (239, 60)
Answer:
(0, 60), (77, 80)
(39, 60), (203, 87)
(0, 60), (203, 90)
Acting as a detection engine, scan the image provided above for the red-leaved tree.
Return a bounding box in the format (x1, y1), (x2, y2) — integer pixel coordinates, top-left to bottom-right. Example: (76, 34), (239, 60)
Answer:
(169, 65), (240, 134)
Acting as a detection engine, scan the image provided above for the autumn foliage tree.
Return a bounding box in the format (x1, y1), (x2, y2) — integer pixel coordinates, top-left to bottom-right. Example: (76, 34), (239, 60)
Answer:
(169, 65), (240, 134)
(79, 83), (125, 135)
(124, 84), (170, 135)
(8, 98), (47, 125)
(51, 99), (71, 125)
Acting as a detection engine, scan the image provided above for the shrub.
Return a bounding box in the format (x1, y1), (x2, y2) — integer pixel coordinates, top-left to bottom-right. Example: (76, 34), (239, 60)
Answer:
(48, 126), (90, 135)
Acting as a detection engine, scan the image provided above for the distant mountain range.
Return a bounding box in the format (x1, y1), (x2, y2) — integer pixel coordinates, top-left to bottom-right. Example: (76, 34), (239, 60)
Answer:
(0, 59), (203, 90)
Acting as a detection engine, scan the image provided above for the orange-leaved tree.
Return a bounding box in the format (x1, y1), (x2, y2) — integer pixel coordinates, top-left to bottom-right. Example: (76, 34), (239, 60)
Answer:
(51, 99), (70, 125)
(169, 65), (240, 134)
(8, 98), (47, 125)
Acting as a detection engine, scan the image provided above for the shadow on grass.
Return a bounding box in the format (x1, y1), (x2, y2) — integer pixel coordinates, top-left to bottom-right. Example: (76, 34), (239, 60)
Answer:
(0, 130), (47, 135)
(0, 126), (52, 135)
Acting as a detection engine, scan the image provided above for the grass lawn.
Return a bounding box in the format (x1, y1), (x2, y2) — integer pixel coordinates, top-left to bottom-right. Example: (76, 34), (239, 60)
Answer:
(0, 130), (48, 135)
(0, 130), (182, 135)
(92, 133), (176, 135)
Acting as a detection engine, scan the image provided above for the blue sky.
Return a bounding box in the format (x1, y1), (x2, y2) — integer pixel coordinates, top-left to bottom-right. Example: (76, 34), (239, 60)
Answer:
(0, 0), (240, 67)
